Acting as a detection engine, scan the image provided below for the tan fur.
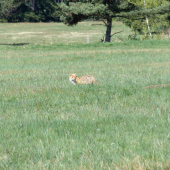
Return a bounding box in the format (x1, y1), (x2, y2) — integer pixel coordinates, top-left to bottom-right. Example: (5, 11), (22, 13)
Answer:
(69, 74), (99, 85)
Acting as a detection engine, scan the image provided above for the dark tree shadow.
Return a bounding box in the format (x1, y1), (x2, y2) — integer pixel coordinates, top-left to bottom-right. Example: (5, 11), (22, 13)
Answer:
(0, 43), (29, 46)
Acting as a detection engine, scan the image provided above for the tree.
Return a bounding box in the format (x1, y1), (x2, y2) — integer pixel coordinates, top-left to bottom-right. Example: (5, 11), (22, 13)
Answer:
(60, 0), (170, 42)
(0, 0), (22, 22)
(0, 0), (62, 22)
(122, 0), (170, 37)
(23, 0), (61, 22)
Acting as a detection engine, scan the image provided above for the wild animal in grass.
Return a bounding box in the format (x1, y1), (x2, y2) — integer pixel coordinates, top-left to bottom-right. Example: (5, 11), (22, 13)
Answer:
(69, 74), (99, 85)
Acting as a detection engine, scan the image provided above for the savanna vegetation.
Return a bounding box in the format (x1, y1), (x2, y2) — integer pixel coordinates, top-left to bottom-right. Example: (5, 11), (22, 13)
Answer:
(0, 22), (170, 169)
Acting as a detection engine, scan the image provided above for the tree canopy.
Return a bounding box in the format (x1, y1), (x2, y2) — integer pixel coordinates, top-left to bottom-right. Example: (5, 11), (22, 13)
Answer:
(0, 0), (18, 22)
(60, 0), (170, 42)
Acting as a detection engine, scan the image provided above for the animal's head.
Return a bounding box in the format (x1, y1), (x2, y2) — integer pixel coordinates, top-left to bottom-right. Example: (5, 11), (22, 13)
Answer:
(69, 74), (77, 85)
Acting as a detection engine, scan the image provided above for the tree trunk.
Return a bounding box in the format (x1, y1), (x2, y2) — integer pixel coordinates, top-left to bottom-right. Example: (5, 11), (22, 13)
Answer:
(105, 17), (112, 42)
(30, 0), (36, 11)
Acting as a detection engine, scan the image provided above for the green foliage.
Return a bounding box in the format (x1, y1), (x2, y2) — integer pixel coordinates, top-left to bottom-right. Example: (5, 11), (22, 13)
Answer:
(60, 0), (136, 25)
(129, 0), (167, 7)
(0, 18), (7, 23)
(61, 0), (170, 25)
(0, 0), (21, 21)
(60, 2), (106, 25)
(122, 0), (170, 35)
(0, 0), (62, 22)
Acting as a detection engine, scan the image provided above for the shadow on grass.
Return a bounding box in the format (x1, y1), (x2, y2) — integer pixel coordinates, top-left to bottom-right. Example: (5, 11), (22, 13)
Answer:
(0, 43), (29, 46)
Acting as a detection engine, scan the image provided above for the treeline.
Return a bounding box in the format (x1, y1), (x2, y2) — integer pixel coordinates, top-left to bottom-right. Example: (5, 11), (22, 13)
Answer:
(0, 0), (62, 22)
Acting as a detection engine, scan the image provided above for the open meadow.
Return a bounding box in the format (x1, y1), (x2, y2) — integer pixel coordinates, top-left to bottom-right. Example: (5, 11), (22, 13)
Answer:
(0, 22), (170, 169)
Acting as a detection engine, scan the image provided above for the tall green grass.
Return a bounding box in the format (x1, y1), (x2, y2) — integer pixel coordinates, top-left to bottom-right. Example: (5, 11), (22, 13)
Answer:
(0, 22), (170, 169)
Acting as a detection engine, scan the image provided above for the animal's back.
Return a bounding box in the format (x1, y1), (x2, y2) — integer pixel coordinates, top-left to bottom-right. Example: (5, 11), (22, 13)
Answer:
(69, 73), (99, 85)
(76, 76), (99, 84)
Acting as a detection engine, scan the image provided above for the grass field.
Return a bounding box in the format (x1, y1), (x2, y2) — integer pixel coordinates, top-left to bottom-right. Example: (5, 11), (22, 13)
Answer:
(0, 21), (132, 44)
(0, 22), (170, 169)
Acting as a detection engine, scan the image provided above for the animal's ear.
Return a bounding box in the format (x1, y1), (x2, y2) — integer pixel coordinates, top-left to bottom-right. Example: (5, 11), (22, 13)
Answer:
(74, 73), (76, 76)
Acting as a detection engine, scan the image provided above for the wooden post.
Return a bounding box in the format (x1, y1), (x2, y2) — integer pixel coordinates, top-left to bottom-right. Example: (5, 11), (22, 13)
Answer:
(87, 34), (89, 43)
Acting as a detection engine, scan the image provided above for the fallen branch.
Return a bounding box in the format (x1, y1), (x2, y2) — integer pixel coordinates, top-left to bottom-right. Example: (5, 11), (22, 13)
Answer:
(144, 84), (170, 89)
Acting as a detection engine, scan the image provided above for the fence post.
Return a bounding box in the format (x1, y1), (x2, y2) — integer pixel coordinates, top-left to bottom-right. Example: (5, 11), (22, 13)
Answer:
(87, 34), (89, 43)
